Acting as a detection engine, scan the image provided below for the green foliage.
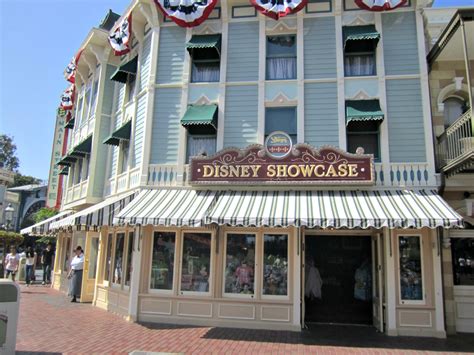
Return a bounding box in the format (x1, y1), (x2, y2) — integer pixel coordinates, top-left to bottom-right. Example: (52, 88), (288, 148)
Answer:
(0, 231), (23, 244)
(34, 207), (58, 223)
(0, 134), (20, 172)
(11, 173), (42, 188)
(37, 236), (56, 245)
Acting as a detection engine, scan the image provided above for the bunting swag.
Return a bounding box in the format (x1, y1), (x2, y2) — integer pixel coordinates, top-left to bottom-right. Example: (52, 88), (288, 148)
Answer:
(250, 0), (308, 20)
(355, 0), (407, 11)
(60, 85), (75, 111)
(64, 49), (83, 83)
(109, 13), (132, 56)
(153, 0), (218, 28)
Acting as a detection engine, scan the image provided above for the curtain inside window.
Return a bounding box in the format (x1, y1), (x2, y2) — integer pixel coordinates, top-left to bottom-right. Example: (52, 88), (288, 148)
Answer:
(187, 136), (216, 162)
(192, 62), (220, 83)
(127, 75), (136, 102)
(266, 57), (297, 80)
(344, 55), (375, 76)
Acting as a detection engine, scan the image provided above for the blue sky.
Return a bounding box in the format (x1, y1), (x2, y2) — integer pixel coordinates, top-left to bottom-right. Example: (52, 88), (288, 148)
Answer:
(0, 0), (473, 180)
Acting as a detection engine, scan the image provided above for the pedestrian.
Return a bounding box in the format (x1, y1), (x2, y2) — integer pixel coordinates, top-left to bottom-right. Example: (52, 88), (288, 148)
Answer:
(67, 246), (84, 303)
(4, 246), (19, 282)
(41, 243), (54, 285)
(25, 246), (37, 287)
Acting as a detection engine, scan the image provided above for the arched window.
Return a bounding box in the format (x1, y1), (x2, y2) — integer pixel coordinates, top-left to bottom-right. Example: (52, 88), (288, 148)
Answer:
(443, 97), (466, 128)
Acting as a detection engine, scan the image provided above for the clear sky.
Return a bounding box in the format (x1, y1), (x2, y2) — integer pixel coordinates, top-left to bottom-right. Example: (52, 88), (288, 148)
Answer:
(0, 0), (473, 180)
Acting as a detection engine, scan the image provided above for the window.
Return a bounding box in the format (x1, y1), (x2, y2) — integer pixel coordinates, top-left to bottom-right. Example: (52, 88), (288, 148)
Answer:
(224, 234), (256, 296)
(189, 35), (221, 83)
(265, 107), (297, 144)
(344, 39), (376, 77)
(127, 74), (136, 102)
(120, 140), (130, 173)
(180, 232), (212, 293)
(75, 159), (83, 184)
(88, 238), (99, 279)
(398, 235), (424, 302)
(84, 156), (90, 180)
(452, 238), (474, 286)
(63, 237), (71, 272)
(347, 121), (380, 161)
(83, 87), (91, 121)
(186, 135), (216, 163)
(150, 232), (176, 291)
(263, 234), (288, 297)
(89, 80), (99, 117)
(266, 35), (296, 80)
(75, 96), (84, 127)
(443, 97), (467, 128)
(104, 233), (113, 283)
(125, 232), (135, 287)
(112, 233), (125, 285)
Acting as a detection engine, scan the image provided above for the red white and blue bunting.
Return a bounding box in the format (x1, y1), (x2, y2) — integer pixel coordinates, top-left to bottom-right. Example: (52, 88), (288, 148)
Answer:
(250, 0), (308, 20)
(60, 85), (75, 111)
(153, 0), (218, 28)
(64, 49), (83, 84)
(355, 0), (407, 11)
(109, 13), (132, 56)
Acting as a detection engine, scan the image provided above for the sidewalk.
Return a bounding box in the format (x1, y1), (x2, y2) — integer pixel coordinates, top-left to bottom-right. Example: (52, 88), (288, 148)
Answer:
(16, 285), (474, 354)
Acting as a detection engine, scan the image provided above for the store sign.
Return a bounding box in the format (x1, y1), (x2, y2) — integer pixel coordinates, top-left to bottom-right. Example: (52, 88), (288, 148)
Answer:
(265, 131), (292, 158)
(46, 113), (67, 208)
(190, 143), (374, 185)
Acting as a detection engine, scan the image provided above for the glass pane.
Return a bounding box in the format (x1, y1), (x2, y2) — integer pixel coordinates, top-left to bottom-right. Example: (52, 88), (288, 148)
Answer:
(127, 75), (136, 102)
(452, 238), (474, 286)
(104, 234), (113, 282)
(344, 54), (376, 76)
(88, 238), (99, 279)
(150, 232), (176, 290)
(192, 61), (220, 83)
(224, 234), (256, 295)
(263, 234), (288, 296)
(267, 35), (296, 57)
(443, 97), (465, 128)
(265, 107), (297, 136)
(75, 97), (83, 127)
(113, 233), (125, 285)
(63, 238), (71, 272)
(125, 232), (134, 287)
(399, 236), (423, 301)
(266, 58), (297, 80)
(90, 80), (99, 117)
(347, 133), (379, 159)
(181, 233), (212, 293)
(120, 141), (130, 173)
(186, 135), (216, 163)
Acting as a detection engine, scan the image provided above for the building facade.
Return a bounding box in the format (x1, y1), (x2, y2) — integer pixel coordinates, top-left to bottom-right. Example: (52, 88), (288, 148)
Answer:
(23, 0), (467, 338)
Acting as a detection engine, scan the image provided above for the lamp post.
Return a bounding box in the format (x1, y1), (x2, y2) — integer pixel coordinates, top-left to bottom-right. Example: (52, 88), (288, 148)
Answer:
(5, 203), (15, 231)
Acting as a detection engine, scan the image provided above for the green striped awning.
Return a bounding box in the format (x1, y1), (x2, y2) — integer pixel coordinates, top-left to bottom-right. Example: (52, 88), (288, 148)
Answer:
(20, 210), (74, 236)
(186, 35), (221, 56)
(103, 120), (132, 146)
(59, 166), (69, 175)
(110, 56), (138, 83)
(65, 117), (75, 129)
(343, 25), (380, 48)
(114, 189), (218, 227)
(72, 135), (93, 155)
(181, 105), (218, 129)
(56, 154), (77, 166)
(205, 190), (462, 229)
(346, 100), (384, 125)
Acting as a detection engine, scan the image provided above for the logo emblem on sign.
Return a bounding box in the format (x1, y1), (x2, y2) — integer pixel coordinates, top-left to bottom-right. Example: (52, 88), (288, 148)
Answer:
(265, 131), (292, 159)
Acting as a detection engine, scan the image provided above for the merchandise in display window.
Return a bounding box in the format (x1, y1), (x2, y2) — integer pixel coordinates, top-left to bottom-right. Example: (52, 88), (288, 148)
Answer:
(224, 234), (256, 295)
(452, 237), (474, 286)
(263, 234), (288, 296)
(399, 236), (423, 301)
(150, 232), (176, 290)
(113, 233), (125, 285)
(181, 233), (212, 293)
(104, 234), (113, 282)
(125, 232), (134, 287)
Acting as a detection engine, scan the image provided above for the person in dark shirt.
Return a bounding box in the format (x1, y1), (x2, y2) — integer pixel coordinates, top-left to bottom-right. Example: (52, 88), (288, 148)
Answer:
(41, 243), (54, 285)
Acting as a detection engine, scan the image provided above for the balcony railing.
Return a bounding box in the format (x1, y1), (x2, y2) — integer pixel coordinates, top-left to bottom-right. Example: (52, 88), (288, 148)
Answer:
(437, 109), (474, 175)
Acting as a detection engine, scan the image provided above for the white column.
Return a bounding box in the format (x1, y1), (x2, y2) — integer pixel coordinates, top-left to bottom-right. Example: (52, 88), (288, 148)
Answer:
(257, 16), (266, 144)
(128, 226), (143, 322)
(292, 227), (301, 328)
(335, 11), (345, 149)
(431, 229), (447, 338)
(384, 228), (397, 335)
(296, 12), (305, 143)
(216, 0), (229, 150)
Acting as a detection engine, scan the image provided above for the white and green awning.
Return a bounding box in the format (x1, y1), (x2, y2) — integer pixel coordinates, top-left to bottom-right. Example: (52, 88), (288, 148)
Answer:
(20, 210), (74, 236)
(50, 191), (137, 231)
(205, 190), (462, 229)
(114, 189), (218, 227)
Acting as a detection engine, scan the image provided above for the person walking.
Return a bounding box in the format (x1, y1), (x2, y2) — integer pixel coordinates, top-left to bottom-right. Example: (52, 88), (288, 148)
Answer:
(67, 246), (84, 303)
(25, 246), (37, 286)
(41, 243), (54, 285)
(4, 246), (19, 282)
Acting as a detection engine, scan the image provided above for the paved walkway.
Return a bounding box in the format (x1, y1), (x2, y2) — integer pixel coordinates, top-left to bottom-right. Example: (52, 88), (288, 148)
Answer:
(15, 284), (474, 354)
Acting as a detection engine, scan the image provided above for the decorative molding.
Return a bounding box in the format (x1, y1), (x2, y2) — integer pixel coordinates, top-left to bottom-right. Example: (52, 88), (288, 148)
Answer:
(436, 83), (470, 114)
(343, 14), (374, 26)
(193, 24), (218, 35)
(191, 94), (214, 106)
(266, 20), (297, 34)
(267, 92), (297, 106)
(348, 89), (374, 101)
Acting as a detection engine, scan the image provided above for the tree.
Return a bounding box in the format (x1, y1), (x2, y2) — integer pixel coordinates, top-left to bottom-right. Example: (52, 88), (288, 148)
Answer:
(11, 173), (42, 188)
(34, 207), (58, 223)
(0, 134), (20, 171)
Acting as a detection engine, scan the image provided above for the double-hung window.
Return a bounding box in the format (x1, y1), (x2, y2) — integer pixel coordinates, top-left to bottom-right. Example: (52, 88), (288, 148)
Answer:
(343, 26), (379, 77)
(187, 35), (221, 83)
(346, 121), (380, 161)
(266, 35), (297, 80)
(120, 140), (130, 173)
(265, 107), (297, 144)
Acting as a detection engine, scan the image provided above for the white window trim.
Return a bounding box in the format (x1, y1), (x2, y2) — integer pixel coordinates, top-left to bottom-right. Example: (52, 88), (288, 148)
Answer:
(261, 232), (291, 301)
(222, 231), (258, 300)
(397, 234), (426, 306)
(178, 231), (215, 297)
(148, 230), (177, 295)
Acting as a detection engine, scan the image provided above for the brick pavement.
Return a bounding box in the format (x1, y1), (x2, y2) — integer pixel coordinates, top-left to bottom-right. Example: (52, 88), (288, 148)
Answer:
(15, 284), (474, 354)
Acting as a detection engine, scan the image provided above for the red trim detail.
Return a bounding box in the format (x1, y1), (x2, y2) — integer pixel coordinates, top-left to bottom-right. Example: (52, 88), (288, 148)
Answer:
(250, 0), (308, 20)
(354, 0), (407, 11)
(153, 0), (218, 28)
(66, 49), (83, 84)
(110, 13), (133, 56)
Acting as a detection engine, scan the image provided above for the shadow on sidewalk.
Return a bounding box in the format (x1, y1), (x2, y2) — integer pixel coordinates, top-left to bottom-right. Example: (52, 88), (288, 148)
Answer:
(16, 352), (62, 355)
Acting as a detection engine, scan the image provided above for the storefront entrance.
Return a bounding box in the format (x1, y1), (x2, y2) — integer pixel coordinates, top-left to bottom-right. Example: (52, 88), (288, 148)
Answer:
(304, 235), (373, 325)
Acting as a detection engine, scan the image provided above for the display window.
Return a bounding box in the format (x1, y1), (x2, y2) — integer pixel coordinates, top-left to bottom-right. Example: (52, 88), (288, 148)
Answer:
(104, 233), (113, 285)
(451, 237), (474, 286)
(180, 232), (213, 295)
(398, 235), (425, 304)
(150, 232), (176, 292)
(125, 231), (135, 288)
(223, 233), (256, 298)
(112, 233), (125, 286)
(63, 237), (71, 272)
(262, 234), (289, 298)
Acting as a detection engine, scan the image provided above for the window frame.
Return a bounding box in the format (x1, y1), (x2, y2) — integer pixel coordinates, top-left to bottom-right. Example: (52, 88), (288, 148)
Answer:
(111, 232), (126, 289)
(148, 230), (178, 295)
(123, 231), (135, 291)
(178, 230), (215, 297)
(261, 232), (291, 301)
(191, 58), (221, 83)
(265, 34), (297, 81)
(344, 45), (377, 77)
(264, 106), (297, 144)
(397, 234), (426, 306)
(186, 134), (217, 163)
(103, 233), (114, 287)
(222, 231), (258, 300)
(346, 123), (381, 162)
(119, 139), (130, 174)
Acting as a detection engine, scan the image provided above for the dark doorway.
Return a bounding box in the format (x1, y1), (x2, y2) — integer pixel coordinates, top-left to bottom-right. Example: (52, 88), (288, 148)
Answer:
(304, 235), (373, 325)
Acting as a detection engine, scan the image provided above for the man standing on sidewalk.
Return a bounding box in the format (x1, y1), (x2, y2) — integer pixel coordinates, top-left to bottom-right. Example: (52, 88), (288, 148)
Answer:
(41, 243), (54, 285)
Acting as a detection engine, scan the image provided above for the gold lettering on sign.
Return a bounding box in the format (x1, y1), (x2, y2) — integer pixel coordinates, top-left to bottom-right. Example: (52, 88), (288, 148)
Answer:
(203, 165), (214, 177)
(348, 164), (358, 177)
(268, 165), (276, 177)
